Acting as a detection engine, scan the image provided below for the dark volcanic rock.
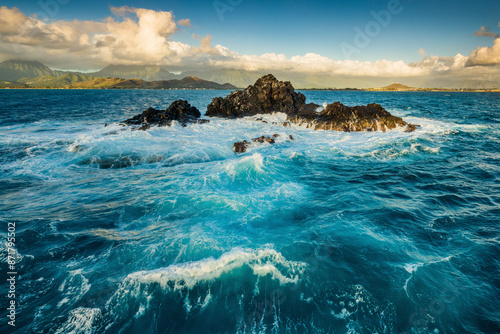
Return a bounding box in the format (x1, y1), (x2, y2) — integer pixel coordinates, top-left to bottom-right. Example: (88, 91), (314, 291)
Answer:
(233, 141), (249, 153)
(206, 74), (318, 118)
(206, 74), (418, 132)
(124, 100), (201, 128)
(287, 102), (418, 132)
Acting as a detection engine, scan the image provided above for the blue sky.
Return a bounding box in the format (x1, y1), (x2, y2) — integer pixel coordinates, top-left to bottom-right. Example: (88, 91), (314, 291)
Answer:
(2, 0), (499, 62)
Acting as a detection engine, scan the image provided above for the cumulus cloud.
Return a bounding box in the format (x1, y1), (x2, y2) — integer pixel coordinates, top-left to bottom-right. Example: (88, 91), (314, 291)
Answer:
(418, 48), (426, 56)
(0, 6), (104, 50)
(467, 38), (500, 66)
(411, 54), (469, 72)
(0, 6), (190, 68)
(474, 26), (500, 39)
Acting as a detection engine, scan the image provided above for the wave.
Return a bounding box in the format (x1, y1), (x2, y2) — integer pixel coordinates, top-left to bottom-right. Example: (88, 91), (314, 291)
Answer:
(119, 248), (305, 290)
(57, 269), (91, 308)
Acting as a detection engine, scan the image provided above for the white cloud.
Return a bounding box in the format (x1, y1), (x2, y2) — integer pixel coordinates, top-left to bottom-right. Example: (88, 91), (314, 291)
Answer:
(0, 6), (189, 68)
(418, 48), (426, 56)
(206, 51), (427, 77)
(468, 38), (500, 66)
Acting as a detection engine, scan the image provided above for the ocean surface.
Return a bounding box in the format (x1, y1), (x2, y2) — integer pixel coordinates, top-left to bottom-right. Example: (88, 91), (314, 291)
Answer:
(0, 89), (499, 334)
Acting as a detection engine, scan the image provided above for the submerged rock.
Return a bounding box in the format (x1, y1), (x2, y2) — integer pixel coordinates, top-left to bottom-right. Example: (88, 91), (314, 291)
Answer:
(206, 74), (418, 132)
(252, 135), (275, 144)
(124, 100), (201, 128)
(233, 134), (293, 153)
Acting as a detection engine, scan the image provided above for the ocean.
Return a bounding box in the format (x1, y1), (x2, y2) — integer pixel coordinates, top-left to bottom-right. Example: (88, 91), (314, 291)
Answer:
(0, 89), (499, 333)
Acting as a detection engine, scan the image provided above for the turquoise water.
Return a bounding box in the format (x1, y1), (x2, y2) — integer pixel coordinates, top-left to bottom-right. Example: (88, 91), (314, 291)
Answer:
(1, 89), (499, 333)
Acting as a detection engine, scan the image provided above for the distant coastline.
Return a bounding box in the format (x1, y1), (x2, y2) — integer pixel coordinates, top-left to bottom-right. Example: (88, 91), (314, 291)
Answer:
(3, 87), (499, 92)
(299, 88), (500, 92)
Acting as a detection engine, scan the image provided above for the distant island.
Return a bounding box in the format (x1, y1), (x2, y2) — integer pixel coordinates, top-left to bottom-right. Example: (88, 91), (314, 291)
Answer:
(0, 59), (499, 91)
(365, 83), (500, 92)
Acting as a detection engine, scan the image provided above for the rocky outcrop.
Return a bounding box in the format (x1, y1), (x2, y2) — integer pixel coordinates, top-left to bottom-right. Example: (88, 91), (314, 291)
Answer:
(287, 102), (415, 132)
(206, 74), (318, 118)
(206, 74), (418, 132)
(124, 100), (202, 128)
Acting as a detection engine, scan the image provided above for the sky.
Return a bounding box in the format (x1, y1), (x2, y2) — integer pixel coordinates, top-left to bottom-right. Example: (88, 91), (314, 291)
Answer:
(0, 0), (499, 87)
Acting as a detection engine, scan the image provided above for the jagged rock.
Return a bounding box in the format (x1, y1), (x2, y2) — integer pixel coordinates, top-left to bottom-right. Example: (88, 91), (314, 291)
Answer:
(234, 141), (249, 153)
(206, 74), (418, 132)
(124, 100), (201, 128)
(206, 74), (318, 118)
(287, 102), (419, 132)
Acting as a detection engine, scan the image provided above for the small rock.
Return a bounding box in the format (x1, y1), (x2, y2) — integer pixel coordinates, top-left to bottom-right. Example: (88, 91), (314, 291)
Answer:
(234, 141), (249, 153)
(137, 124), (151, 131)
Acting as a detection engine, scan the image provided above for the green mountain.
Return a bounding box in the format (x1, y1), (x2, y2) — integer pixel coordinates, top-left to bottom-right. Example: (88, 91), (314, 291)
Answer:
(66, 76), (237, 90)
(0, 59), (63, 81)
(92, 65), (180, 81)
(0, 80), (28, 88)
(18, 73), (96, 87)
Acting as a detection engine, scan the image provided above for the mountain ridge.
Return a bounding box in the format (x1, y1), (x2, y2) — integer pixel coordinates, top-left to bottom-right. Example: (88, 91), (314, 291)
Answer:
(1, 59), (499, 90)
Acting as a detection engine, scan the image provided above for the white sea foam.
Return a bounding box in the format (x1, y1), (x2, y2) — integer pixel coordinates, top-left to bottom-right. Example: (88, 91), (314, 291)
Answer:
(54, 307), (101, 334)
(225, 153), (265, 178)
(57, 269), (91, 308)
(124, 248), (305, 289)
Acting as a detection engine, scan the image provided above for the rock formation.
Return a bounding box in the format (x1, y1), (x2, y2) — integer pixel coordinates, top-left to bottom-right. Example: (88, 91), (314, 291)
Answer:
(206, 74), (318, 118)
(123, 100), (203, 129)
(206, 74), (418, 132)
(287, 102), (416, 132)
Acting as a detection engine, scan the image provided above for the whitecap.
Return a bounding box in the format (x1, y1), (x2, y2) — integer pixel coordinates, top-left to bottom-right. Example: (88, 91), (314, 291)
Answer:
(124, 247), (305, 289)
(57, 269), (91, 308)
(54, 307), (101, 334)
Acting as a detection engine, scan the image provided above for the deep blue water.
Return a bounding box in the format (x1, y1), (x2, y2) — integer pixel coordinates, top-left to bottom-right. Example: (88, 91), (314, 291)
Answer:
(0, 89), (499, 334)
